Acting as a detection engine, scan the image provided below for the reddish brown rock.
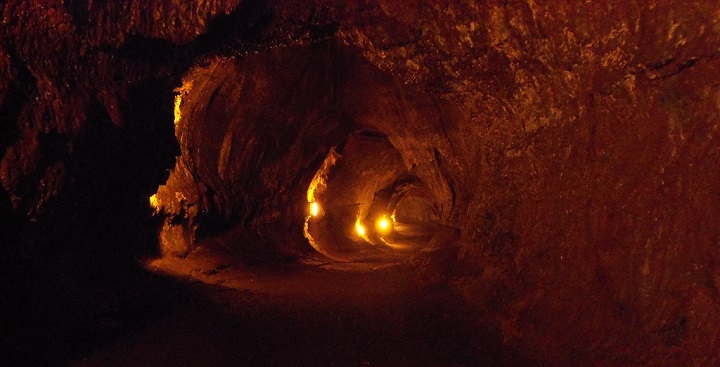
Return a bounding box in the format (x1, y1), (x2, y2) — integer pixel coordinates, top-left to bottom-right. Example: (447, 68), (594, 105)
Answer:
(1, 1), (719, 365)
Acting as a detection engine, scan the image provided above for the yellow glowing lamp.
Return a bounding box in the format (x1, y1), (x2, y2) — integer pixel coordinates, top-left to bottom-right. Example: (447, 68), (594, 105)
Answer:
(376, 216), (392, 233)
(309, 202), (320, 217)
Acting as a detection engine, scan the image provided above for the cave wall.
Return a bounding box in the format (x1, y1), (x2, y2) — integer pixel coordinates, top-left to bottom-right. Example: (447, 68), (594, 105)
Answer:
(152, 44), (353, 256)
(1, 0), (719, 365)
(346, 2), (720, 364)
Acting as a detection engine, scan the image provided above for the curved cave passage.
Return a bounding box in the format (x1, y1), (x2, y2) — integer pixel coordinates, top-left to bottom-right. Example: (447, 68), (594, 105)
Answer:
(6, 2), (720, 366)
(305, 131), (439, 262)
(122, 41), (482, 365)
(150, 41), (453, 268)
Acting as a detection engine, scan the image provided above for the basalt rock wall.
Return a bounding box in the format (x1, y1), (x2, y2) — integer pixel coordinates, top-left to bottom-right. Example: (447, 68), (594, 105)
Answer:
(1, 1), (719, 365)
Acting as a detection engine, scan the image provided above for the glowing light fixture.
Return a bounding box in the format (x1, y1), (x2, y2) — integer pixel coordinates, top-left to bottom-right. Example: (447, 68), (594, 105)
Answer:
(378, 217), (390, 229)
(310, 202), (320, 217)
(376, 216), (392, 234)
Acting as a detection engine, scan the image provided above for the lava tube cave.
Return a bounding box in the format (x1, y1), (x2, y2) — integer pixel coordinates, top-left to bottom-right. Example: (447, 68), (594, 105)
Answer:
(2, 1), (720, 366)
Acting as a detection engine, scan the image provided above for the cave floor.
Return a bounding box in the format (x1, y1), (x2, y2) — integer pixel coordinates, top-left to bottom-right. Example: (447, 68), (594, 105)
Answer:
(65, 245), (485, 366)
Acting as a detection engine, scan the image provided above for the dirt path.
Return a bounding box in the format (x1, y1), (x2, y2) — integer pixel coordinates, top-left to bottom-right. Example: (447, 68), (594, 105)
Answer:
(66, 247), (480, 366)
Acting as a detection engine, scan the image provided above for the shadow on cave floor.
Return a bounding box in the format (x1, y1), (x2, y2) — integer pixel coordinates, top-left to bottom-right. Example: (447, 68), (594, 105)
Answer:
(63, 237), (526, 367)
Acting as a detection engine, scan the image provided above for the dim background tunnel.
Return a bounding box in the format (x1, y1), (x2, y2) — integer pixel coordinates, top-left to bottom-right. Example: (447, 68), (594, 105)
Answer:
(1, 0), (720, 366)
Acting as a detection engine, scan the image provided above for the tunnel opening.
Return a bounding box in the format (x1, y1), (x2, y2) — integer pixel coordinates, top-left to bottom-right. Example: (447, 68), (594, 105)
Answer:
(304, 130), (438, 263)
(128, 39), (490, 366)
(148, 39), (452, 269)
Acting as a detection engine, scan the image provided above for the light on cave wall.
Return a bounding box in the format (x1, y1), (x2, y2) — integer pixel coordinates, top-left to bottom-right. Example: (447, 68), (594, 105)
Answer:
(376, 216), (392, 234)
(304, 148), (341, 251)
(355, 217), (372, 243)
(306, 148), (340, 203)
(147, 81), (192, 214)
(355, 220), (366, 236)
(149, 194), (160, 212)
(173, 93), (182, 126)
(173, 81), (193, 128)
(309, 202), (320, 217)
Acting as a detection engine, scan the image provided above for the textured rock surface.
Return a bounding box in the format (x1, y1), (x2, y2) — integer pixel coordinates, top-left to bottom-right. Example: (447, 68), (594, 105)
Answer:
(1, 0), (719, 365)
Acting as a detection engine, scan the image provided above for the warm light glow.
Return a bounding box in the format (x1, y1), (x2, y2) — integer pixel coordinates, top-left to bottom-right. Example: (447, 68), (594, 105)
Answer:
(306, 148), (340, 203)
(310, 202), (320, 217)
(354, 217), (371, 243)
(173, 93), (182, 126)
(376, 216), (393, 235)
(173, 81), (193, 128)
(377, 217), (391, 231)
(149, 194), (160, 211)
(355, 221), (366, 236)
(304, 148), (341, 255)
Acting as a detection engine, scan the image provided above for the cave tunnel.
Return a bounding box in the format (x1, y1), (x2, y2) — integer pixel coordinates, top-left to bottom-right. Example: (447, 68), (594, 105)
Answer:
(150, 42), (451, 266)
(2, 1), (720, 366)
